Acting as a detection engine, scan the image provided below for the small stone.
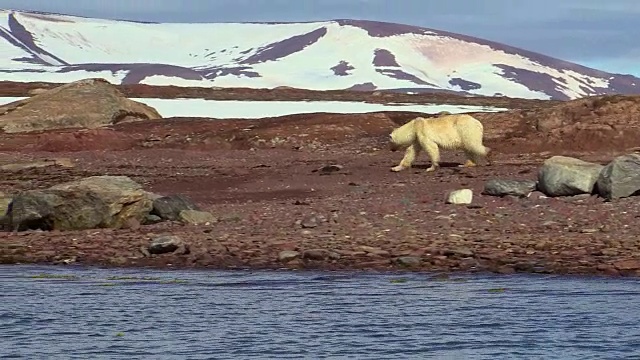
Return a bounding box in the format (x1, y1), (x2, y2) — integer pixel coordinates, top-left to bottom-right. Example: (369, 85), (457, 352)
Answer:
(496, 265), (516, 274)
(143, 214), (163, 225)
(148, 235), (184, 255)
(358, 245), (390, 256)
(482, 179), (537, 198)
(315, 164), (343, 174)
(139, 246), (151, 257)
(444, 247), (474, 257)
(109, 256), (127, 266)
(596, 264), (620, 276)
(278, 250), (300, 263)
(613, 259), (640, 271)
(395, 256), (421, 267)
(533, 241), (548, 251)
(178, 210), (217, 225)
(445, 189), (473, 204)
(152, 194), (201, 221)
(302, 249), (329, 260)
(53, 158), (75, 168)
(121, 217), (140, 230)
(300, 216), (318, 228)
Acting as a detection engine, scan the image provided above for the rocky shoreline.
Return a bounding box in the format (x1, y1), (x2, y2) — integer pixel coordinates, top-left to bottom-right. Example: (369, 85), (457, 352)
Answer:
(2, 148), (640, 278)
(2, 79), (640, 277)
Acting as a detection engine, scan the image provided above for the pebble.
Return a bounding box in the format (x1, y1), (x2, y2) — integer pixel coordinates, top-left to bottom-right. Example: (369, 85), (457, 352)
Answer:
(278, 250), (300, 263)
(395, 256), (421, 268)
(302, 249), (329, 260)
(613, 259), (640, 271)
(300, 216), (318, 228)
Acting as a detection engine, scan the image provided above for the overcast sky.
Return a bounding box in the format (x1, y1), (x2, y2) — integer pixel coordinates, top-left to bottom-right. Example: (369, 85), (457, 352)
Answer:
(4, 0), (639, 76)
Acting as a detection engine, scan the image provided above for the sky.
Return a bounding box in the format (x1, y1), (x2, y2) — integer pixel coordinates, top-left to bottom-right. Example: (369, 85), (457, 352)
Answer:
(3, 0), (639, 76)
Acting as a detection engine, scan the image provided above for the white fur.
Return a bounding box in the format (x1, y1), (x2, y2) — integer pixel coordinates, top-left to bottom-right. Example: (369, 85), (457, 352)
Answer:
(389, 114), (492, 172)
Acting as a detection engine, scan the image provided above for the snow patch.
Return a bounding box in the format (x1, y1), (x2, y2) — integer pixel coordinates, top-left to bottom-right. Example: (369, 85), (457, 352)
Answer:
(0, 97), (507, 119)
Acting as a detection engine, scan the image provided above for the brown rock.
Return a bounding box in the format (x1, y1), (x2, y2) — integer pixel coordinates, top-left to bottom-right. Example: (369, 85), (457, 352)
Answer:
(28, 88), (48, 96)
(178, 210), (217, 225)
(300, 216), (319, 228)
(496, 265), (516, 274)
(302, 249), (329, 260)
(121, 218), (141, 230)
(333, 249), (366, 257)
(358, 245), (390, 256)
(0, 158), (74, 171)
(148, 235), (185, 255)
(596, 264), (620, 276)
(444, 247), (475, 258)
(613, 259), (640, 271)
(0, 78), (162, 133)
(53, 158), (75, 168)
(139, 246), (151, 257)
(278, 250), (300, 263)
(395, 256), (421, 268)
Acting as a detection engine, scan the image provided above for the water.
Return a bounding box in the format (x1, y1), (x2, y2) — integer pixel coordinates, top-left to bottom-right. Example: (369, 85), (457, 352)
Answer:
(1, 265), (640, 360)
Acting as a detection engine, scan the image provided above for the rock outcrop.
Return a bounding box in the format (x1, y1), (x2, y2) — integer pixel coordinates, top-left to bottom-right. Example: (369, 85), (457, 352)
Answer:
(0, 78), (162, 133)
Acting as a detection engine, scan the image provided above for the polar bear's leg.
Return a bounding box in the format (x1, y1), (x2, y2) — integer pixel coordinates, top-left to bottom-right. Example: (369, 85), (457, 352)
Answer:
(391, 143), (421, 172)
(460, 150), (478, 167)
(484, 146), (493, 165)
(419, 138), (440, 172)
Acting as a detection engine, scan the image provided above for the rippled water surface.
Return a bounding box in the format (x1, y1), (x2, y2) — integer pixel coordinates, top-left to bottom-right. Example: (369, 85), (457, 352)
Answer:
(2, 265), (640, 359)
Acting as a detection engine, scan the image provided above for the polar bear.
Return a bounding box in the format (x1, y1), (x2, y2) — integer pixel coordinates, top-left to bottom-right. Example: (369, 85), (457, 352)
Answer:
(389, 114), (492, 172)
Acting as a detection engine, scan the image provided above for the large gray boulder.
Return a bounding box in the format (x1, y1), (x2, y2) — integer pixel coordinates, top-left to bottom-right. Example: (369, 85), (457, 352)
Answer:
(596, 153), (640, 200)
(537, 156), (604, 197)
(6, 175), (153, 231)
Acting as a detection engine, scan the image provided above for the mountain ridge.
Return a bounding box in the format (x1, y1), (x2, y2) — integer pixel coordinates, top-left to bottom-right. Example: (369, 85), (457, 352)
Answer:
(1, 9), (639, 100)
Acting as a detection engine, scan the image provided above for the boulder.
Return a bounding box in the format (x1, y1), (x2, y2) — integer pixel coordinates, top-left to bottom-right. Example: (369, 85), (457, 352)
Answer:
(5, 175), (153, 231)
(148, 235), (188, 255)
(0, 78), (162, 133)
(151, 194), (201, 221)
(537, 156), (604, 197)
(7, 190), (110, 231)
(482, 179), (537, 198)
(445, 189), (473, 204)
(596, 153), (640, 200)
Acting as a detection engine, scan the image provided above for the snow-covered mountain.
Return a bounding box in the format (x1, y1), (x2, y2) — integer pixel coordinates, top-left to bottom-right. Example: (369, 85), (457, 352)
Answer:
(1, 9), (639, 100)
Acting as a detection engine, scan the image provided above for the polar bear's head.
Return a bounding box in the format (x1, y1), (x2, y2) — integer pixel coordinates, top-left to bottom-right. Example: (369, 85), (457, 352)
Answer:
(389, 119), (417, 151)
